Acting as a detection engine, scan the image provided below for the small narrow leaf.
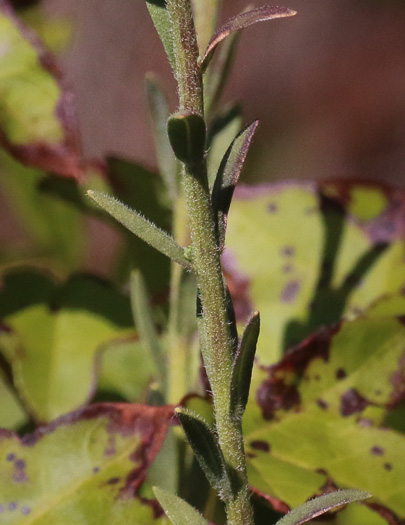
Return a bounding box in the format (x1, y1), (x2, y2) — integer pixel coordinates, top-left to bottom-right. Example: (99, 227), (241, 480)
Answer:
(230, 312), (260, 417)
(167, 111), (206, 165)
(146, 73), (178, 202)
(175, 407), (231, 495)
(191, 0), (220, 55)
(146, 0), (176, 70)
(212, 121), (258, 250)
(130, 270), (166, 393)
(276, 490), (372, 525)
(154, 486), (209, 525)
(200, 5), (297, 69)
(87, 190), (191, 270)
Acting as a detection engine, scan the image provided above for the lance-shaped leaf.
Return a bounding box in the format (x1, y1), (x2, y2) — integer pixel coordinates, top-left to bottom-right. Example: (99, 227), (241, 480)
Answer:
(146, 73), (178, 202)
(175, 408), (231, 497)
(230, 312), (260, 418)
(200, 5), (297, 70)
(191, 0), (220, 55)
(167, 111), (206, 166)
(276, 490), (371, 525)
(130, 270), (166, 394)
(212, 120), (258, 250)
(0, 1), (82, 178)
(87, 190), (191, 270)
(154, 486), (209, 525)
(0, 403), (173, 524)
(146, 0), (175, 70)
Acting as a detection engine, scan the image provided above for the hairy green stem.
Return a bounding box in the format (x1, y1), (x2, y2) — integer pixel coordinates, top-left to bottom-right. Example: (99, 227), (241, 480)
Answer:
(166, 1), (253, 522)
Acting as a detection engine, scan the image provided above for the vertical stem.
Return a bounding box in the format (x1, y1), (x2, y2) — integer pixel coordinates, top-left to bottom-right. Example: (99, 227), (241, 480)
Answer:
(166, 1), (253, 523)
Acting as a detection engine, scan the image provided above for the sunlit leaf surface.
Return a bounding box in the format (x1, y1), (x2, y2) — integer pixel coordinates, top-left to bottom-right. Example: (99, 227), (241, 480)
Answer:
(0, 403), (172, 524)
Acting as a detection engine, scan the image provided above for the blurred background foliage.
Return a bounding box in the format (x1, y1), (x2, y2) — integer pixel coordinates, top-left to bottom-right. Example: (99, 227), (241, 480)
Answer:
(2, 0), (405, 275)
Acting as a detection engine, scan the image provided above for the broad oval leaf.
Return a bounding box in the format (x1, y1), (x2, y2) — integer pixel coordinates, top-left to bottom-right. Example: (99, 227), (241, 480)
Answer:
(0, 0), (82, 178)
(0, 270), (134, 422)
(0, 403), (173, 524)
(244, 315), (405, 518)
(225, 181), (405, 364)
(200, 5), (297, 69)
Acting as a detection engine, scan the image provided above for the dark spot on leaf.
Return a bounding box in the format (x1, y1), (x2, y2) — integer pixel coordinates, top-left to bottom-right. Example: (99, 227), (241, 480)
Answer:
(93, 467), (100, 473)
(6, 453), (16, 462)
(280, 280), (300, 303)
(0, 505), (4, 513)
(371, 446), (385, 456)
(314, 374), (321, 381)
(8, 502), (17, 511)
(267, 202), (278, 213)
(21, 434), (37, 446)
(246, 452), (256, 459)
(282, 264), (293, 274)
(21, 506), (31, 515)
(257, 379), (300, 420)
(107, 477), (120, 485)
(14, 459), (26, 470)
(340, 389), (369, 416)
(250, 440), (270, 452)
(336, 368), (346, 380)
(374, 389), (382, 396)
(316, 399), (328, 410)
(384, 463), (393, 471)
(280, 246), (295, 257)
(315, 468), (328, 476)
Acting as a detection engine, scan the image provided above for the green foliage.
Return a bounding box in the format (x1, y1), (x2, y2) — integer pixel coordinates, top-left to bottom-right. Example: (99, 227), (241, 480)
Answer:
(0, 1), (404, 524)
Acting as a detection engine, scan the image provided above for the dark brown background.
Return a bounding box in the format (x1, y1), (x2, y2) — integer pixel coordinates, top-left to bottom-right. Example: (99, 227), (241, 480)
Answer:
(43, 0), (405, 185)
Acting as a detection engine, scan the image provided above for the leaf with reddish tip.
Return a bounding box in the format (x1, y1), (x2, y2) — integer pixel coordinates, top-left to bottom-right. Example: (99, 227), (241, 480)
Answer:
(212, 120), (258, 250)
(0, 1), (82, 178)
(0, 403), (174, 524)
(200, 5), (297, 69)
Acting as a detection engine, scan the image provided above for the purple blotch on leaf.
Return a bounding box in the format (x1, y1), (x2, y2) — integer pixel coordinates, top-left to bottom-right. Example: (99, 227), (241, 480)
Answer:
(316, 399), (328, 410)
(340, 389), (369, 416)
(280, 246), (295, 257)
(8, 502), (17, 511)
(21, 506), (31, 515)
(267, 202), (278, 213)
(371, 446), (385, 456)
(107, 477), (120, 485)
(0, 505), (4, 513)
(93, 467), (100, 474)
(336, 368), (347, 380)
(250, 440), (270, 452)
(280, 280), (300, 303)
(6, 453), (16, 462)
(384, 463), (393, 471)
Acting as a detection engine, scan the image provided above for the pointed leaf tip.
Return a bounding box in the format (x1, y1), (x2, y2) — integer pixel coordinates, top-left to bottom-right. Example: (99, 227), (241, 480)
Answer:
(276, 489), (372, 525)
(154, 486), (210, 525)
(201, 5), (297, 69)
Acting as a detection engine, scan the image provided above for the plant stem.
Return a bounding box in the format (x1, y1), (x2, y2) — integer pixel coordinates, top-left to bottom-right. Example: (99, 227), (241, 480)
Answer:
(166, 1), (253, 523)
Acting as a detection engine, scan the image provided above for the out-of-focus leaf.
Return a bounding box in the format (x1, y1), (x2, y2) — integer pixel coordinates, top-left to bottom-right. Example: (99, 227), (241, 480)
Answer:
(0, 0), (82, 178)
(0, 270), (134, 422)
(0, 369), (28, 430)
(0, 151), (83, 273)
(87, 191), (190, 270)
(212, 120), (258, 250)
(146, 74), (178, 203)
(146, 0), (175, 70)
(97, 336), (157, 403)
(0, 403), (173, 524)
(191, 0), (220, 56)
(130, 271), (166, 394)
(243, 316), (405, 517)
(200, 5), (297, 70)
(107, 157), (174, 292)
(154, 486), (209, 525)
(276, 490), (371, 525)
(225, 182), (405, 363)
